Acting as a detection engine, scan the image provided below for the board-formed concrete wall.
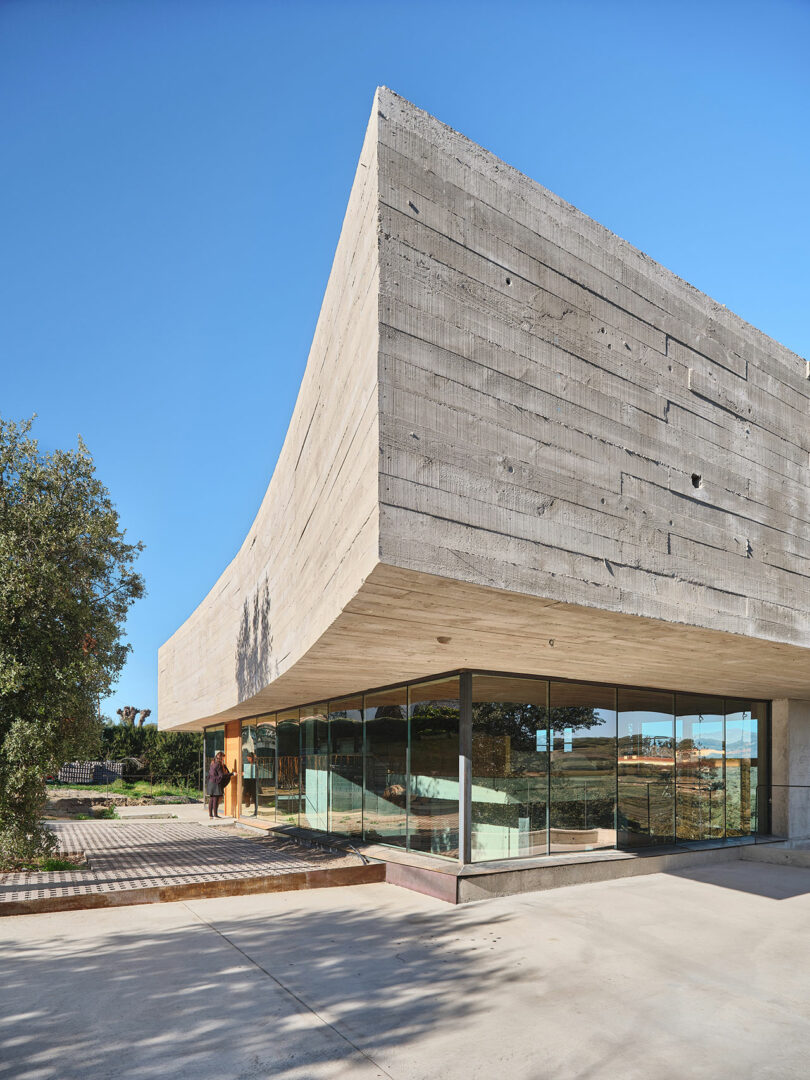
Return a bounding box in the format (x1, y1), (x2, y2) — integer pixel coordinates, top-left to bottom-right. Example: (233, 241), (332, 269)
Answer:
(158, 108), (382, 730)
(376, 88), (810, 649)
(159, 88), (809, 731)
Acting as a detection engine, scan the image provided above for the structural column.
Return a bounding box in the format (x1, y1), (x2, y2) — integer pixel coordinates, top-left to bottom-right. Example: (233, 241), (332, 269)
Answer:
(770, 699), (810, 839)
(224, 719), (241, 819)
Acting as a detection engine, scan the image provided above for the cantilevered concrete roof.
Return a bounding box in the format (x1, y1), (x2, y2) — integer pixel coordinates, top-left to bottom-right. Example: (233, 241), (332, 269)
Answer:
(158, 88), (810, 730)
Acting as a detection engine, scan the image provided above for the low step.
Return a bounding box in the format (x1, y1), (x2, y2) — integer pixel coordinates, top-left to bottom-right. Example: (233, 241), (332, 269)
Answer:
(1, 861), (386, 917)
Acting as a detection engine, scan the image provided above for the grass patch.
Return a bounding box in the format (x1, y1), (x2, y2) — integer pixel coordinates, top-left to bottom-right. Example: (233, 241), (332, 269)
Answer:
(41, 857), (81, 871)
(96, 804), (118, 819)
(4, 856), (84, 873)
(48, 778), (202, 799)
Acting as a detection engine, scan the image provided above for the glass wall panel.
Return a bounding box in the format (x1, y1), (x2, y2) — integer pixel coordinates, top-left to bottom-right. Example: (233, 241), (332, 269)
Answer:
(275, 709), (300, 825)
(550, 681), (617, 853)
(255, 718), (277, 820)
(408, 677), (460, 857)
(241, 723), (258, 816)
(471, 675), (549, 861)
(204, 726), (225, 765)
(618, 690), (675, 848)
(300, 704), (329, 830)
(363, 686), (408, 847)
(725, 699), (761, 837)
(327, 695), (364, 837)
(676, 694), (725, 840)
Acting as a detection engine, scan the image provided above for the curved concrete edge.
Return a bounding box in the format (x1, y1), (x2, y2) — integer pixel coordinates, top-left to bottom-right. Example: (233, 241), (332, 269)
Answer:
(158, 91), (383, 731)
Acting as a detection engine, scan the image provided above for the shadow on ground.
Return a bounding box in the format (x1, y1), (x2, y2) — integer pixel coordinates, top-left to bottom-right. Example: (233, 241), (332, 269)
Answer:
(0, 891), (513, 1079)
(665, 857), (810, 899)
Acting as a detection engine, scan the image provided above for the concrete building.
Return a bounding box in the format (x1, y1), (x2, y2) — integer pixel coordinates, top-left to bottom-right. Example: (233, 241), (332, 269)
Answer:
(159, 88), (810, 894)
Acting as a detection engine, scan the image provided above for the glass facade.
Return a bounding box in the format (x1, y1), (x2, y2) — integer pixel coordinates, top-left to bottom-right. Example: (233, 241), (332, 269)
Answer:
(408, 678), (459, 857)
(618, 689), (676, 847)
(327, 695), (363, 837)
(241, 723), (258, 816)
(210, 671), (767, 864)
(364, 686), (408, 847)
(471, 675), (549, 861)
(549, 681), (616, 853)
(203, 726), (225, 778)
(255, 719), (277, 818)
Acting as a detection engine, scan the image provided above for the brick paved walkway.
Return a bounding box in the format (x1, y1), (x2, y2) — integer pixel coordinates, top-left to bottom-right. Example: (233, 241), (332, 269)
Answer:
(0, 820), (364, 906)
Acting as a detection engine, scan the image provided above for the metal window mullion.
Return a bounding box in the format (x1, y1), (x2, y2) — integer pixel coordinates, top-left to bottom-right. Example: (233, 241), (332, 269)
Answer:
(459, 672), (472, 865)
(405, 686), (411, 851)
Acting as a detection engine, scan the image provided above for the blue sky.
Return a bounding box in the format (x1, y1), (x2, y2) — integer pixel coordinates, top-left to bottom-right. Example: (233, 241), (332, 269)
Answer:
(2, 0), (808, 723)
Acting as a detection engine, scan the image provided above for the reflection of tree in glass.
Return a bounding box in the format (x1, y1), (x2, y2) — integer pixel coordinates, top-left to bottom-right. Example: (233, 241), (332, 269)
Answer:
(473, 701), (601, 738)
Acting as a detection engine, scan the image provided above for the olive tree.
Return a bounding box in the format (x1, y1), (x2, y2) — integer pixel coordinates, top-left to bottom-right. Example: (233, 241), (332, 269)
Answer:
(0, 417), (143, 866)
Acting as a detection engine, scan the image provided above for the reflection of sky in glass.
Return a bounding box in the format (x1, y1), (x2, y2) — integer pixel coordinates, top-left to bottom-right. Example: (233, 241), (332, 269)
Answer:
(620, 711), (673, 740)
(571, 707), (615, 736)
(678, 711), (724, 752)
(726, 711), (756, 756)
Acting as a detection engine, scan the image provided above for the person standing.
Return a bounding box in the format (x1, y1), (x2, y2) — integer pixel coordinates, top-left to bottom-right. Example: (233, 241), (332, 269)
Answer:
(206, 751), (231, 818)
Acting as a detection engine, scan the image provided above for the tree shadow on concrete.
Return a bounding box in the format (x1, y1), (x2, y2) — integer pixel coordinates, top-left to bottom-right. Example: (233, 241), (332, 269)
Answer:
(235, 579), (275, 703)
(0, 891), (514, 1080)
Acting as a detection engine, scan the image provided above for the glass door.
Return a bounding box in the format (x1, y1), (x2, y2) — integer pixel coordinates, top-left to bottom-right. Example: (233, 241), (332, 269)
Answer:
(241, 723), (258, 816)
(255, 719), (277, 819)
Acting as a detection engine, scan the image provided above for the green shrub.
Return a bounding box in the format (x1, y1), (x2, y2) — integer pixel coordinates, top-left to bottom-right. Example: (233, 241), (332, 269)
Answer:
(101, 726), (202, 786)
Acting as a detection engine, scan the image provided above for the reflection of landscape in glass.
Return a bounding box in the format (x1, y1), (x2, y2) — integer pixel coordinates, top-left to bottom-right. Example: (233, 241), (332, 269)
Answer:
(549, 681), (616, 853)
(255, 720), (276, 818)
(618, 690), (675, 847)
(364, 686), (408, 847)
(408, 679), (459, 858)
(327, 696), (363, 838)
(276, 710), (300, 825)
(725, 700), (761, 837)
(300, 704), (328, 831)
(471, 676), (549, 861)
(676, 696), (725, 840)
(218, 675), (764, 862)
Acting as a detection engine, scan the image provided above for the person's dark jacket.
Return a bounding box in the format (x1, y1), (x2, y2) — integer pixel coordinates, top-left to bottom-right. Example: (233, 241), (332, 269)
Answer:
(206, 759), (229, 797)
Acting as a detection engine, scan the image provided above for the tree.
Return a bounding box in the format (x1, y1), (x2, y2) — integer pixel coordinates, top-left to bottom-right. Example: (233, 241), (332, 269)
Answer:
(116, 705), (152, 727)
(100, 725), (202, 786)
(0, 417), (144, 866)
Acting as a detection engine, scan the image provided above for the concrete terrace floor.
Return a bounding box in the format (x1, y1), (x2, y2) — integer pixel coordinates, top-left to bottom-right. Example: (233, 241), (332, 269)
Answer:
(4, 861), (810, 1080)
